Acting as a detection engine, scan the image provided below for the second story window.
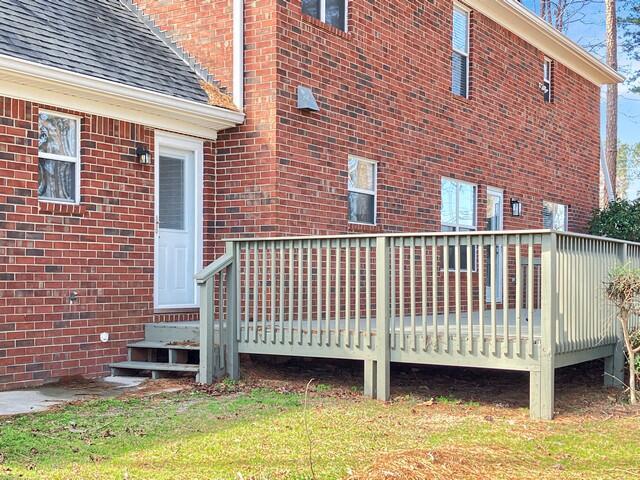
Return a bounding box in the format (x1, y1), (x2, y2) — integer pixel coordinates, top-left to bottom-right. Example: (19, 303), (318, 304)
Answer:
(452, 4), (470, 98)
(543, 58), (553, 102)
(302, 0), (348, 32)
(38, 111), (81, 204)
(348, 156), (376, 224)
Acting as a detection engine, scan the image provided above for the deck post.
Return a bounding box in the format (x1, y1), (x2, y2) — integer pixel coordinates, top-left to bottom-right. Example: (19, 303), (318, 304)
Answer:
(199, 277), (216, 384)
(226, 241), (240, 380)
(532, 232), (557, 420)
(605, 242), (627, 388)
(363, 359), (376, 398)
(375, 236), (391, 401)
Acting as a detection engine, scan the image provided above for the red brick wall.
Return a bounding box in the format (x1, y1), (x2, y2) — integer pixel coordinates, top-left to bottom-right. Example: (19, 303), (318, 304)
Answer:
(272, 0), (600, 235)
(134, 0), (282, 263)
(0, 0), (602, 389)
(0, 98), (216, 390)
(137, 0), (599, 240)
(133, 0), (235, 93)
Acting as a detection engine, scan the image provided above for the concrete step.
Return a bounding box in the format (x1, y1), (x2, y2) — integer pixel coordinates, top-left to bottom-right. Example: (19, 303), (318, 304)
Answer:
(109, 361), (199, 380)
(144, 321), (199, 344)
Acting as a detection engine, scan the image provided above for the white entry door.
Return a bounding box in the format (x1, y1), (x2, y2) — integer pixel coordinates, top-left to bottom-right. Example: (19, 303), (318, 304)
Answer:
(485, 187), (504, 303)
(154, 134), (203, 309)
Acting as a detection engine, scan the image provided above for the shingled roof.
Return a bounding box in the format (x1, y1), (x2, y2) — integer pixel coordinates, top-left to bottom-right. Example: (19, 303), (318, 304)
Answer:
(0, 0), (234, 109)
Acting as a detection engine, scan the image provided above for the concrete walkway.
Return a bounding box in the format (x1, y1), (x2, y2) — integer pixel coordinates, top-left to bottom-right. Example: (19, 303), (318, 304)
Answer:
(0, 376), (146, 416)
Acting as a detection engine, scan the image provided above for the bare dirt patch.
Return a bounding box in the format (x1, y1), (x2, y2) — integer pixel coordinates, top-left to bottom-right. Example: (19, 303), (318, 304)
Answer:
(192, 355), (640, 422)
(345, 446), (538, 480)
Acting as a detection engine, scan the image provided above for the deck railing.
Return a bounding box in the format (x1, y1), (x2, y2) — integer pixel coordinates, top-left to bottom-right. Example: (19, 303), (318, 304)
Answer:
(197, 230), (640, 419)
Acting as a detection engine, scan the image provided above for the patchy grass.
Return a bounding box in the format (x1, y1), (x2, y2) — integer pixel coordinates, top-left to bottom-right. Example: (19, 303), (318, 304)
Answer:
(0, 382), (639, 480)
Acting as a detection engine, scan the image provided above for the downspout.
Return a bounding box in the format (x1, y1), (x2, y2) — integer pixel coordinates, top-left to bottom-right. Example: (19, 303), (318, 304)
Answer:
(233, 0), (244, 111)
(601, 141), (615, 203)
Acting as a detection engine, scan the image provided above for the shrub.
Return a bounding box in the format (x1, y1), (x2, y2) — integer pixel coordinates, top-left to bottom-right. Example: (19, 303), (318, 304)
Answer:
(588, 199), (640, 242)
(606, 266), (640, 404)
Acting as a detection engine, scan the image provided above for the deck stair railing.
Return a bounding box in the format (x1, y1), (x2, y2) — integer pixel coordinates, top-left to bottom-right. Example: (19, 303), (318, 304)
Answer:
(197, 230), (640, 419)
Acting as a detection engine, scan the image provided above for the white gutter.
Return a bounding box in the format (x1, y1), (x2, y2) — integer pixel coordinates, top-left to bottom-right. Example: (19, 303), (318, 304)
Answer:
(464, 0), (624, 86)
(0, 54), (245, 139)
(233, 0), (244, 111)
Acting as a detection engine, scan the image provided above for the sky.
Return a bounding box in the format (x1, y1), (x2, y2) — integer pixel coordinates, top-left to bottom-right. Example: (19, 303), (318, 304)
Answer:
(523, 0), (640, 145)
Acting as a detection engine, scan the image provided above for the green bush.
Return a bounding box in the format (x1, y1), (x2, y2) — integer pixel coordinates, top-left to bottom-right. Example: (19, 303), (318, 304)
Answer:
(588, 199), (640, 242)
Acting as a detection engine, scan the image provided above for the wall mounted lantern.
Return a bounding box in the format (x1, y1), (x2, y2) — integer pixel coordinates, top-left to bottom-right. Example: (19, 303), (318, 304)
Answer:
(136, 145), (152, 165)
(510, 198), (523, 217)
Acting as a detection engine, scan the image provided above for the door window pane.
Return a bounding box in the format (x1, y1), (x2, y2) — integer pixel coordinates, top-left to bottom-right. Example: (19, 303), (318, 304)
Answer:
(38, 159), (76, 202)
(159, 156), (185, 230)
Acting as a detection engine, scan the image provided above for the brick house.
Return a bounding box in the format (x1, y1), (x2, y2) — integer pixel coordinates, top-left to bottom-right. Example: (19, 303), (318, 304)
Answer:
(0, 0), (622, 390)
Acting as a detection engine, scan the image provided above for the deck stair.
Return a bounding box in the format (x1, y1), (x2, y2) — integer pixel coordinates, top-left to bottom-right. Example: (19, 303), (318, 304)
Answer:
(109, 322), (202, 379)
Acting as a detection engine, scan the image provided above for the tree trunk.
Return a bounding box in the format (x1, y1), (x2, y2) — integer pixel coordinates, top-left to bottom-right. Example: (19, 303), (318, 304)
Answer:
(605, 0), (618, 199)
(631, 351), (637, 404)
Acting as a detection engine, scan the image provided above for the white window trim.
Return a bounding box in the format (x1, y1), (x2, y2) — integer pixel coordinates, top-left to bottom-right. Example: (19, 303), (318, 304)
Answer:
(347, 155), (377, 226)
(37, 109), (81, 205)
(452, 2), (471, 98)
(312, 0), (349, 32)
(153, 131), (204, 310)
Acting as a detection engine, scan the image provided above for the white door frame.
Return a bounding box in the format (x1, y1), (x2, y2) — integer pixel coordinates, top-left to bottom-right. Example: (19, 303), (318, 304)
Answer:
(486, 187), (504, 303)
(153, 131), (204, 310)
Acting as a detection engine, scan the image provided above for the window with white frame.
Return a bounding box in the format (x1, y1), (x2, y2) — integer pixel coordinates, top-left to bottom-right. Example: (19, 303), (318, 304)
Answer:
(38, 111), (80, 204)
(542, 201), (567, 231)
(452, 4), (470, 98)
(543, 58), (552, 103)
(302, 0), (348, 31)
(348, 156), (376, 225)
(441, 178), (477, 270)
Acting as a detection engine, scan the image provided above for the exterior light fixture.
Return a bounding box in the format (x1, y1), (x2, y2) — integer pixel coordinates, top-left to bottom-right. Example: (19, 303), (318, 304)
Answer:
(136, 145), (152, 165)
(510, 198), (522, 217)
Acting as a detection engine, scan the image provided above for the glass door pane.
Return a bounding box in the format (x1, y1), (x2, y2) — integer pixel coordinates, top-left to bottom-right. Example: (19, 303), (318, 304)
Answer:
(485, 189), (503, 303)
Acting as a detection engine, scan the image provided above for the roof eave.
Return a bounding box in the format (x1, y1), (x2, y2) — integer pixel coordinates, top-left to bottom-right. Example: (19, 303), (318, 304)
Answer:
(464, 0), (624, 86)
(0, 54), (245, 140)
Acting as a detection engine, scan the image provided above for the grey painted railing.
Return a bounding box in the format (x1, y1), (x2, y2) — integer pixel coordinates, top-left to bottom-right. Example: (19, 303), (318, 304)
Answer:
(197, 230), (640, 419)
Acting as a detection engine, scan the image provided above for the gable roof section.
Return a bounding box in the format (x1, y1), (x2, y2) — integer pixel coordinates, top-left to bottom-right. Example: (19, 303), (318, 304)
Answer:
(465, 0), (623, 86)
(0, 0), (224, 105)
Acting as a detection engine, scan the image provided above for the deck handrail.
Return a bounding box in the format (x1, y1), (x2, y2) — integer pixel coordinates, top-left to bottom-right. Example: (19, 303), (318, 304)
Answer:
(195, 251), (233, 284)
(197, 229), (639, 419)
(223, 229), (640, 246)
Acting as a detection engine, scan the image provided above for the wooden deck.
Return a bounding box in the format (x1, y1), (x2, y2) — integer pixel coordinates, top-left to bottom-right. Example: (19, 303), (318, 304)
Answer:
(196, 230), (640, 419)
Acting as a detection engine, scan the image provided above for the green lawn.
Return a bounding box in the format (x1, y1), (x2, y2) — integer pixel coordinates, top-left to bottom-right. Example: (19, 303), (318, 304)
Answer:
(0, 385), (638, 479)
